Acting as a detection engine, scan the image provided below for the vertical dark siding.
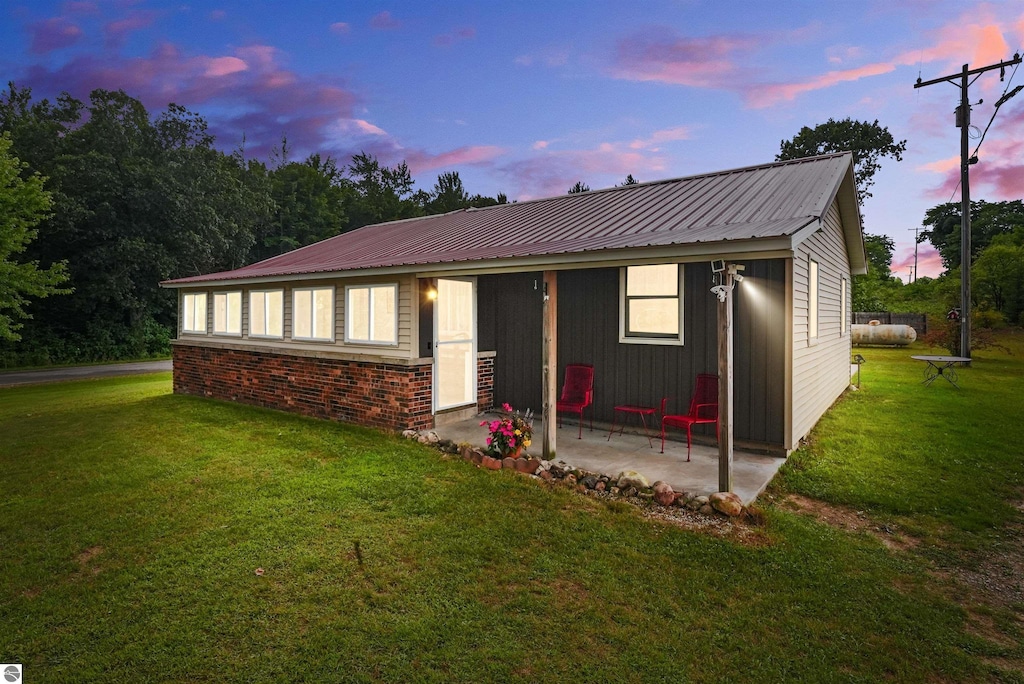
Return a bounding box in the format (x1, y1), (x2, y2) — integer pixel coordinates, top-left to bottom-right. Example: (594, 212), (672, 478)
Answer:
(477, 261), (786, 447)
(478, 272), (544, 412)
(418, 278), (433, 358)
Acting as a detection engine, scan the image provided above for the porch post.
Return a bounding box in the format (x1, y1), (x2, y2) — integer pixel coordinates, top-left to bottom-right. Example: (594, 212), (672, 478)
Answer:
(717, 270), (734, 492)
(542, 270), (557, 459)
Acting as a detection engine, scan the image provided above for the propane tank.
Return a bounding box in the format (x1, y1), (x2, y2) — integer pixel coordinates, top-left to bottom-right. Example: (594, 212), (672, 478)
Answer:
(851, 324), (917, 346)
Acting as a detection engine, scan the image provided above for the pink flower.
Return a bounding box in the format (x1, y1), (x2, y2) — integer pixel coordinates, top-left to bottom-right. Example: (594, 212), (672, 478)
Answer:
(508, 438), (516, 448)
(502, 402), (513, 412)
(479, 420), (487, 426)
(486, 437), (492, 445)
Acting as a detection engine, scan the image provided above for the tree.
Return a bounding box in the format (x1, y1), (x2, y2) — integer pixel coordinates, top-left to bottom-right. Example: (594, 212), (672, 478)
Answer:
(429, 171), (470, 213)
(347, 152), (422, 228)
(921, 199), (1024, 270)
(853, 233), (899, 311)
(776, 118), (907, 205)
(0, 133), (69, 341)
(258, 153), (350, 259)
(619, 174), (639, 186)
(568, 181), (590, 194)
(974, 237), (1024, 325)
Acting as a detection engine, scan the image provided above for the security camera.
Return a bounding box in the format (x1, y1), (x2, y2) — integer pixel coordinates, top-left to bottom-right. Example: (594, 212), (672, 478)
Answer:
(711, 259), (725, 273)
(733, 273), (744, 283)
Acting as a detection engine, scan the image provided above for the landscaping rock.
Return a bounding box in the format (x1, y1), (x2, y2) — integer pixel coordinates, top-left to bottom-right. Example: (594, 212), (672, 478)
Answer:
(687, 495), (709, 511)
(564, 473), (577, 485)
(580, 475), (599, 489)
(653, 481), (675, 506)
(522, 458), (541, 474)
(539, 469), (554, 482)
(710, 491), (744, 517)
(425, 431), (440, 444)
(616, 470), (650, 490)
(639, 491), (654, 500)
(549, 464), (566, 478)
(622, 486), (638, 498)
(610, 486), (620, 495)
(401, 429), (418, 440)
(672, 495), (688, 508)
(595, 481), (606, 492)
(417, 435), (431, 444)
(699, 503), (714, 515)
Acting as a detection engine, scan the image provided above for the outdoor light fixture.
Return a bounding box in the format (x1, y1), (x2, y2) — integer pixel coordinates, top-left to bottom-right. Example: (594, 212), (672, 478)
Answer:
(426, 289), (437, 300)
(711, 259), (725, 273)
(710, 262), (746, 301)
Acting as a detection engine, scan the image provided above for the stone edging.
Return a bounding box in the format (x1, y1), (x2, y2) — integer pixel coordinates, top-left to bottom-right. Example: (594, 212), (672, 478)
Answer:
(402, 429), (747, 518)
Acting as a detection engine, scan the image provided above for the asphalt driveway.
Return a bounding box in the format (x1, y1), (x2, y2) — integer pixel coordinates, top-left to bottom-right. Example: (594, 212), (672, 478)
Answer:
(0, 360), (172, 387)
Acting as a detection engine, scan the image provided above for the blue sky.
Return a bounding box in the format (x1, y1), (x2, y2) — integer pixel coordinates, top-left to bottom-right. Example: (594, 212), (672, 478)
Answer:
(3, 0), (1024, 279)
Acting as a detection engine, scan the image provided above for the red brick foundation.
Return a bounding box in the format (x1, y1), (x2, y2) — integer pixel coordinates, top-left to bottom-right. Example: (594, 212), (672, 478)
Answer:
(173, 343), (434, 431)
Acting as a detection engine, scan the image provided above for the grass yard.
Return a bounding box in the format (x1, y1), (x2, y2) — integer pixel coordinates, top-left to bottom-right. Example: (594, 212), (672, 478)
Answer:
(1, 335), (1023, 682)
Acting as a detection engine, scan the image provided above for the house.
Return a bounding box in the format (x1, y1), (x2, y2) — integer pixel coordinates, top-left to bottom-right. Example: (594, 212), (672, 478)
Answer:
(162, 152), (865, 456)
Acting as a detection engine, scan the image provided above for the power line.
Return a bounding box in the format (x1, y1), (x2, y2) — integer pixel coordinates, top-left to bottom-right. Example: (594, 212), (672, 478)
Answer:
(914, 52), (1023, 361)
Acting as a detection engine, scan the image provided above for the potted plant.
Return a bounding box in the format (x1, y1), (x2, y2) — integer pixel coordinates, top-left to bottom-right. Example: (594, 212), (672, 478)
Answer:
(481, 403), (534, 458)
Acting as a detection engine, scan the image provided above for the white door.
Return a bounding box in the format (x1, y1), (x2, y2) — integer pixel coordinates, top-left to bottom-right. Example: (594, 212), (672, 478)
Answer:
(434, 278), (476, 411)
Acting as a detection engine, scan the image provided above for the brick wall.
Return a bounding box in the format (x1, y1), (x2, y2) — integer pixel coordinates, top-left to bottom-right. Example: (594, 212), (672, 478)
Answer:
(173, 343), (434, 431)
(477, 355), (494, 414)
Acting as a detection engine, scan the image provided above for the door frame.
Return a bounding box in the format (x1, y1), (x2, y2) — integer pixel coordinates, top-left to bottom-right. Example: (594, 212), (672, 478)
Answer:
(433, 276), (478, 413)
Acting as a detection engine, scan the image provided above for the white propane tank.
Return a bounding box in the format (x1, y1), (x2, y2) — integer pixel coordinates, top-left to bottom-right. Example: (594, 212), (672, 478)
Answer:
(851, 324), (917, 346)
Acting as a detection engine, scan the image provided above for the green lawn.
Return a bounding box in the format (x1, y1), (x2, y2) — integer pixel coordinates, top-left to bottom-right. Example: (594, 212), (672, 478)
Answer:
(1, 337), (1023, 682)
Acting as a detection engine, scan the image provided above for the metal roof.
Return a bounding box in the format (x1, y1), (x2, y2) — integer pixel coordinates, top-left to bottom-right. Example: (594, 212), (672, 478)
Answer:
(164, 152), (863, 285)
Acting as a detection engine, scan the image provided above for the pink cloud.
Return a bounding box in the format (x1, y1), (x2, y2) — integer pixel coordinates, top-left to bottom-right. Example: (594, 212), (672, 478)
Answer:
(434, 27), (476, 47)
(204, 56), (247, 78)
(104, 10), (157, 49)
(498, 143), (669, 199)
(628, 125), (691, 150)
(370, 11), (400, 31)
(748, 10), (1019, 108)
(917, 155), (959, 175)
(532, 140), (549, 150)
(609, 28), (754, 88)
(21, 42), (360, 160)
(746, 62), (896, 108)
(330, 22), (351, 34)
(29, 17), (83, 54)
(406, 145), (505, 174)
(893, 244), (944, 279)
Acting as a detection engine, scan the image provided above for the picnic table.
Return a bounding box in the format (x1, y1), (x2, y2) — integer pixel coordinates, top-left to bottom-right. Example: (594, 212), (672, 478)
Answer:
(910, 355), (971, 388)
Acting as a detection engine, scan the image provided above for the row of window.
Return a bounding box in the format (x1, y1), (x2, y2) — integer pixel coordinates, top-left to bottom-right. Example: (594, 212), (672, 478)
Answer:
(181, 285), (398, 344)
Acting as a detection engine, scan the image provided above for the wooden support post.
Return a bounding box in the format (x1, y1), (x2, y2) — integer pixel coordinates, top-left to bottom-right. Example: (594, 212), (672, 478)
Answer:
(542, 270), (558, 460)
(717, 271), (734, 493)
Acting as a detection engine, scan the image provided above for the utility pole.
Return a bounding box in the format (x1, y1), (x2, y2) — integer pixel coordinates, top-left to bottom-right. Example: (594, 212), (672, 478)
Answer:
(909, 226), (920, 283)
(915, 53), (1021, 360)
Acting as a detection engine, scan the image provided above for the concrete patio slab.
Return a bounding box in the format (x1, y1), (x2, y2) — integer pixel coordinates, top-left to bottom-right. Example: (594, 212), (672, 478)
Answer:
(433, 412), (786, 505)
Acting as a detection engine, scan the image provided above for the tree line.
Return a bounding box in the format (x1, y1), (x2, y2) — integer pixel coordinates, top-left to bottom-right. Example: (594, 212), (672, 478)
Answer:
(0, 84), (507, 365)
(2, 89), (1021, 367)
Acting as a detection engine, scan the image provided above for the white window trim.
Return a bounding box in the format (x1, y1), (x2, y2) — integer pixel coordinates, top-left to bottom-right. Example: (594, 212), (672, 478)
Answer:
(809, 258), (819, 344)
(248, 289), (284, 339)
(344, 283), (399, 346)
(840, 277), (848, 336)
(291, 286), (335, 342)
(618, 264), (684, 347)
(212, 291), (243, 337)
(182, 292), (207, 334)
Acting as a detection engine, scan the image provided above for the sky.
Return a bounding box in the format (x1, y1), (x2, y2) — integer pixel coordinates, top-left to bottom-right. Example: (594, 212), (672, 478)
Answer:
(2, 1), (1024, 281)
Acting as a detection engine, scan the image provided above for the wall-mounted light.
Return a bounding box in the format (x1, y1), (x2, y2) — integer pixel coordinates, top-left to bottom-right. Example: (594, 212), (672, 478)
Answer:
(426, 288), (437, 301)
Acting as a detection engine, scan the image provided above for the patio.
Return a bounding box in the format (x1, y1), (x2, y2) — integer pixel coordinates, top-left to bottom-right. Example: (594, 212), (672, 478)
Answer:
(433, 412), (786, 504)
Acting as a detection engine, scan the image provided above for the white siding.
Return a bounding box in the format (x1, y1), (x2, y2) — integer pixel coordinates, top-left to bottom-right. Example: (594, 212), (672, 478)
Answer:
(790, 201), (852, 448)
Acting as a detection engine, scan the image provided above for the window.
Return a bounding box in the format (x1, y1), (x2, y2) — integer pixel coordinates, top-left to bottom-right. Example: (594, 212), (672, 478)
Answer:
(346, 284), (397, 345)
(809, 258), (819, 341)
(182, 292), (207, 333)
(292, 287), (334, 341)
(249, 289), (284, 338)
(620, 264), (682, 344)
(840, 277), (848, 336)
(213, 291), (242, 335)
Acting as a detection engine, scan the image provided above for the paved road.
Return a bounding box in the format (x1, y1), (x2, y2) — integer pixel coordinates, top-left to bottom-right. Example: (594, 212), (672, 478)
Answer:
(0, 360), (172, 387)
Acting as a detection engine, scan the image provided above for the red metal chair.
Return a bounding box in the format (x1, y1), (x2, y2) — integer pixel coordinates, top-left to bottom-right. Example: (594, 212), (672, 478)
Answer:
(661, 373), (719, 460)
(608, 397), (667, 448)
(556, 363), (594, 439)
